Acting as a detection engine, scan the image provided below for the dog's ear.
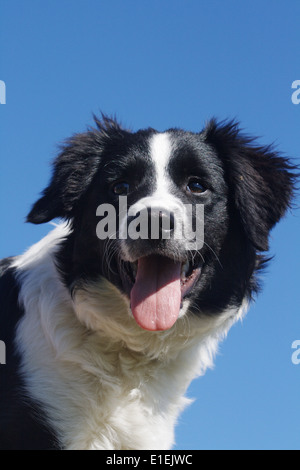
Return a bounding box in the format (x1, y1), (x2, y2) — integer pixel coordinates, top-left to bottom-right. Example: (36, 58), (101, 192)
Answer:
(27, 115), (123, 224)
(27, 133), (102, 224)
(204, 120), (297, 251)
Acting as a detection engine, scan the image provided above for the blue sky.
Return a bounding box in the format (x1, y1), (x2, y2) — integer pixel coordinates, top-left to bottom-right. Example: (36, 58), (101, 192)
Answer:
(1, 0), (300, 450)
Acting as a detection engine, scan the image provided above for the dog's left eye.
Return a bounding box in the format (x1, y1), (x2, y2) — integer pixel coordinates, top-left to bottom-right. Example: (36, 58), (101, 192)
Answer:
(186, 178), (207, 194)
(112, 181), (130, 196)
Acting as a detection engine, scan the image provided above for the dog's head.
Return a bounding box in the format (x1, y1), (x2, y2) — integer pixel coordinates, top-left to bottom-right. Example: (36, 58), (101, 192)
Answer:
(27, 116), (296, 331)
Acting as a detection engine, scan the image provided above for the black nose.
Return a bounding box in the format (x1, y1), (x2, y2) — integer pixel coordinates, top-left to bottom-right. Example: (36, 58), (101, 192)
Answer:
(149, 208), (175, 239)
(126, 208), (175, 240)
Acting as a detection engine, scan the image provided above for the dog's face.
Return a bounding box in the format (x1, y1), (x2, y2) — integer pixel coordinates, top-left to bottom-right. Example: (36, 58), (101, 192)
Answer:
(27, 117), (295, 331)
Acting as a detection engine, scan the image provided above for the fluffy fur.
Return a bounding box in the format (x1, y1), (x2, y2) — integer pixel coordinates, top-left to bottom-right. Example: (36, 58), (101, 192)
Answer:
(0, 116), (296, 450)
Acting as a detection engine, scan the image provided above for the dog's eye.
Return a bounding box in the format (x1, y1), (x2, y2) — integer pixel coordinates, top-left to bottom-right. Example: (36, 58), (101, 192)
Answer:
(186, 178), (207, 195)
(112, 181), (130, 196)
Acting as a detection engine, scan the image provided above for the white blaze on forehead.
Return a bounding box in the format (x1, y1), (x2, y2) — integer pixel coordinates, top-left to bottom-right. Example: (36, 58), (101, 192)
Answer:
(139, 131), (185, 227)
(149, 132), (173, 195)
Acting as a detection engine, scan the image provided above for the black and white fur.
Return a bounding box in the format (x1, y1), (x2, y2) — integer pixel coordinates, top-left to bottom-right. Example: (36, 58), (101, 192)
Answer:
(0, 116), (296, 450)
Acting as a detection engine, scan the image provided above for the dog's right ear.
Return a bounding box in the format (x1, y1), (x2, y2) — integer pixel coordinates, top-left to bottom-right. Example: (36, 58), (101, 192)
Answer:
(27, 133), (102, 224)
(27, 115), (124, 224)
(204, 119), (297, 251)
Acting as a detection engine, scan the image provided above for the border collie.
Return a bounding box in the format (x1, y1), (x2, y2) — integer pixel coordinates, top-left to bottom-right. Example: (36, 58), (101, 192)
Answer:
(0, 116), (296, 450)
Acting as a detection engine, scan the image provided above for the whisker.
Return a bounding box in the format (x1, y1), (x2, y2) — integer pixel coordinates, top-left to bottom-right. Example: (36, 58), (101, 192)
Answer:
(202, 242), (223, 269)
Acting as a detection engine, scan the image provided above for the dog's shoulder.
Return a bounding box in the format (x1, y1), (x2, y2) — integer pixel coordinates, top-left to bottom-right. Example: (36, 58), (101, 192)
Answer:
(0, 257), (14, 275)
(0, 257), (60, 450)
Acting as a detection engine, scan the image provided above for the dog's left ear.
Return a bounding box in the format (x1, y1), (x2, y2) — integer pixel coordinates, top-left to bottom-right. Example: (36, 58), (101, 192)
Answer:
(205, 120), (297, 251)
(27, 132), (103, 224)
(27, 115), (124, 224)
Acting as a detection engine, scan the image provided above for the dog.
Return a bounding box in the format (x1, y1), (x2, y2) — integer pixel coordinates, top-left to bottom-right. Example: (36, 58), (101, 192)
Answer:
(0, 116), (296, 450)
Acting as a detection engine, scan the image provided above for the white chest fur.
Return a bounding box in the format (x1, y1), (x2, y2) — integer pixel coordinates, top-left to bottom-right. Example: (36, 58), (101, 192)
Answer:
(13, 225), (245, 450)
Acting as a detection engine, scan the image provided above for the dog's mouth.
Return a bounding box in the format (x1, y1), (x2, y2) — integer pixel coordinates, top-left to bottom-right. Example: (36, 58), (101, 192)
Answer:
(121, 255), (202, 331)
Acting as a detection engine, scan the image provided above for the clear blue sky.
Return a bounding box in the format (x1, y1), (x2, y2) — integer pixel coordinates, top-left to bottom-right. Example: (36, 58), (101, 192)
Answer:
(1, 0), (300, 450)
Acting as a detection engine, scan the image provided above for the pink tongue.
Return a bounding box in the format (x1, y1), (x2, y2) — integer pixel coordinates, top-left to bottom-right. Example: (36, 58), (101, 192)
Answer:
(130, 256), (182, 331)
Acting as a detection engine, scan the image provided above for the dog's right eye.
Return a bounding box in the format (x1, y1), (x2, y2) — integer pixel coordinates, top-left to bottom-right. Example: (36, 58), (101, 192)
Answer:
(186, 178), (207, 195)
(112, 181), (130, 196)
